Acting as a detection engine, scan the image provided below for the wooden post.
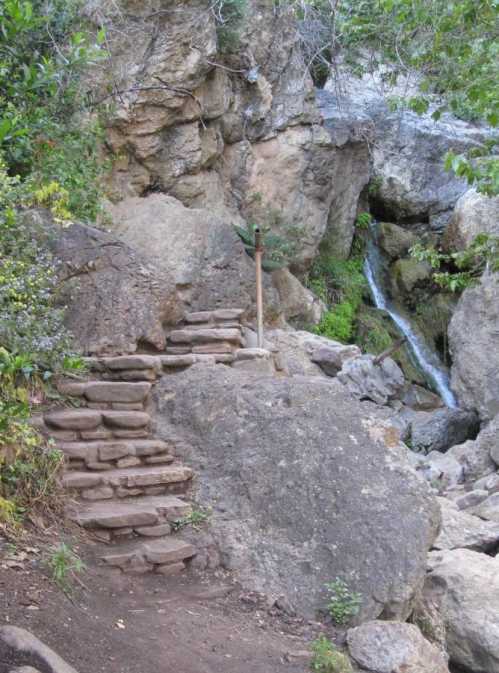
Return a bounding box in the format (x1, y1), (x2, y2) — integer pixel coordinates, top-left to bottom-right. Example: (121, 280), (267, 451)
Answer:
(254, 228), (264, 348)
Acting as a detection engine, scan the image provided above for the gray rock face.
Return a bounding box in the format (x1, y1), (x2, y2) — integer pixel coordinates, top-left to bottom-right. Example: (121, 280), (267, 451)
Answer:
(409, 408), (478, 454)
(347, 620), (449, 673)
(449, 272), (499, 420)
(154, 364), (439, 620)
(0, 626), (78, 673)
(37, 212), (181, 355)
(433, 497), (499, 552)
(323, 74), (487, 227)
(424, 549), (499, 673)
(337, 354), (406, 405)
(471, 493), (499, 523)
(107, 193), (279, 319)
(444, 189), (499, 251)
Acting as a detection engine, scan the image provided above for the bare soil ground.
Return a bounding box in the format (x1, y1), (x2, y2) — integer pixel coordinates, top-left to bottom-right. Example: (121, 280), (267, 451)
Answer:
(0, 528), (322, 673)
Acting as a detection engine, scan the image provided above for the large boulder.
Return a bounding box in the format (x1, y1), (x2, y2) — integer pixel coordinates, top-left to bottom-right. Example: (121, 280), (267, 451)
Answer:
(409, 407), (478, 454)
(378, 222), (417, 259)
(347, 620), (449, 673)
(337, 354), (406, 406)
(444, 188), (499, 251)
(449, 271), (499, 420)
(107, 193), (279, 319)
(34, 211), (181, 355)
(423, 549), (499, 673)
(154, 364), (439, 620)
(0, 626), (78, 673)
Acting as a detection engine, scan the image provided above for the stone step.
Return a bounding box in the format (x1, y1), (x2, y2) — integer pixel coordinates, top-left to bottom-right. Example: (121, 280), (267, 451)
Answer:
(57, 381), (151, 404)
(101, 537), (196, 574)
(168, 328), (243, 345)
(69, 495), (191, 530)
(185, 308), (244, 324)
(59, 439), (175, 471)
(45, 409), (151, 432)
(62, 463), (193, 500)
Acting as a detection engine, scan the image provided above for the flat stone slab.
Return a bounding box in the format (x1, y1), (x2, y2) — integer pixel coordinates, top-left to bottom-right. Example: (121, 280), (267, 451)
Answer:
(143, 538), (196, 564)
(44, 409), (102, 431)
(63, 465), (193, 491)
(96, 355), (160, 370)
(161, 354), (196, 367)
(84, 382), (151, 403)
(169, 328), (242, 344)
(59, 439), (171, 462)
(101, 410), (150, 429)
(235, 348), (272, 361)
(101, 537), (195, 568)
(69, 496), (190, 528)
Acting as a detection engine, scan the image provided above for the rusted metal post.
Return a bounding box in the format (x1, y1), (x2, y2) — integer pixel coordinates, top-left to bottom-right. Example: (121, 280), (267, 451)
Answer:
(254, 228), (264, 348)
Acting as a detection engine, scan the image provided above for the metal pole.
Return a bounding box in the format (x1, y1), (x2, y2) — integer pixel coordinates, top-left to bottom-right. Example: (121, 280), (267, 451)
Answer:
(254, 228), (264, 348)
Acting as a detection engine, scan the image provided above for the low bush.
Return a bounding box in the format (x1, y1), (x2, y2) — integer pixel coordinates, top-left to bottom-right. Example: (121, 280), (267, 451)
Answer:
(310, 636), (353, 673)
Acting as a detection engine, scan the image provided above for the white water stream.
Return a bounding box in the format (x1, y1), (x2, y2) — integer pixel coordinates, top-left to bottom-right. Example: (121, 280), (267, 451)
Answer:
(364, 224), (458, 408)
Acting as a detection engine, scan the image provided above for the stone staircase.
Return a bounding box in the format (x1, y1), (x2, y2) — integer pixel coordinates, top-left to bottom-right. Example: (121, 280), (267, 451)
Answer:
(39, 309), (273, 575)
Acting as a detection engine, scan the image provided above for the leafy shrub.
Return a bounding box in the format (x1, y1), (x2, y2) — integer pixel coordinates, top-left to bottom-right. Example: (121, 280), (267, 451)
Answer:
(325, 578), (362, 625)
(355, 211), (372, 230)
(310, 636), (353, 673)
(410, 234), (499, 292)
(0, 0), (101, 527)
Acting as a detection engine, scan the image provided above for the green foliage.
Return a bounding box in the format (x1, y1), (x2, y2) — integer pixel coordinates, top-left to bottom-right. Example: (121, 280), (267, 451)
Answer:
(310, 636), (353, 673)
(355, 212), (372, 230)
(235, 210), (306, 271)
(324, 578), (362, 626)
(46, 542), (85, 592)
(213, 0), (247, 53)
(0, 0), (107, 220)
(410, 234), (499, 292)
(0, 1), (99, 527)
(172, 507), (211, 532)
(307, 256), (367, 343)
(302, 0), (499, 194)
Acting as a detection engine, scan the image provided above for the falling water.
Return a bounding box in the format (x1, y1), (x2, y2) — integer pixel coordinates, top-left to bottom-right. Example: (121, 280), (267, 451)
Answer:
(364, 224), (458, 408)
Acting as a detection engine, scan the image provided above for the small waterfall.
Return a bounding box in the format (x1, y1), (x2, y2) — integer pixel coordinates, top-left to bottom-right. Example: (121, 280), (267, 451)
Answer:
(364, 224), (458, 408)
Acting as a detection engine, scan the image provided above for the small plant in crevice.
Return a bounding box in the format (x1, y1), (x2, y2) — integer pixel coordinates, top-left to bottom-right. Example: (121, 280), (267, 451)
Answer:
(234, 215), (305, 272)
(171, 507), (212, 532)
(310, 635), (353, 673)
(355, 211), (372, 230)
(46, 542), (85, 593)
(212, 0), (247, 54)
(325, 578), (361, 626)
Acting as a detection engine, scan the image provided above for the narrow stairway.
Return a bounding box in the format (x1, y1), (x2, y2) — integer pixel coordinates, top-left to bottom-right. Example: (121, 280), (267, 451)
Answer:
(38, 308), (273, 575)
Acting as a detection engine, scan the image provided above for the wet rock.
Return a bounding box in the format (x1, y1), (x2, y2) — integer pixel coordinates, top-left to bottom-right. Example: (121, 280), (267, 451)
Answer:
(347, 620), (449, 673)
(378, 222), (417, 259)
(391, 258), (432, 295)
(155, 364), (439, 620)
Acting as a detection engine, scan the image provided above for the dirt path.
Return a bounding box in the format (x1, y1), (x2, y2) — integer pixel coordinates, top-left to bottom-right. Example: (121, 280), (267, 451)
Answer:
(1, 534), (319, 673)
